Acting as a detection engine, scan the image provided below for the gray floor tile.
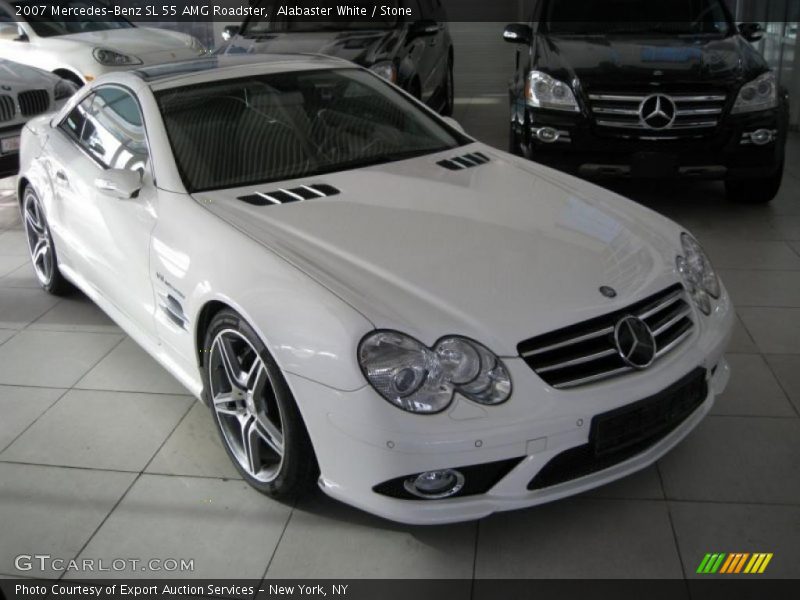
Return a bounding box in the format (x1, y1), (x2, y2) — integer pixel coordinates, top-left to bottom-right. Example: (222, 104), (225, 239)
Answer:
(77, 338), (188, 395)
(772, 216), (800, 241)
(765, 355), (800, 416)
(267, 491), (476, 579)
(659, 416), (800, 504)
(720, 270), (800, 307)
(711, 354), (796, 417)
(475, 499), (683, 578)
(0, 263), (39, 289)
(727, 314), (758, 353)
(581, 466), (664, 500)
(146, 402), (241, 480)
(1, 390), (192, 472)
(704, 240), (800, 270)
(0, 463), (135, 578)
(0, 329), (13, 346)
(0, 231), (26, 256)
(0, 385), (64, 451)
(69, 474), (292, 579)
(0, 255), (27, 278)
(789, 241), (800, 258)
(28, 295), (121, 334)
(0, 289), (60, 329)
(738, 308), (800, 354)
(0, 330), (122, 388)
(670, 502), (800, 579)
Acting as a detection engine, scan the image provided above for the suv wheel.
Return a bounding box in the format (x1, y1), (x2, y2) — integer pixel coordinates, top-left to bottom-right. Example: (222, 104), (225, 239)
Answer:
(203, 309), (318, 500)
(725, 161), (784, 204)
(441, 59), (455, 116)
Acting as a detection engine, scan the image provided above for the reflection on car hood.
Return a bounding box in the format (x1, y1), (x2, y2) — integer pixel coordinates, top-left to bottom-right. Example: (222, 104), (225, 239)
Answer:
(219, 30), (400, 66)
(53, 27), (196, 56)
(195, 145), (683, 354)
(0, 59), (59, 88)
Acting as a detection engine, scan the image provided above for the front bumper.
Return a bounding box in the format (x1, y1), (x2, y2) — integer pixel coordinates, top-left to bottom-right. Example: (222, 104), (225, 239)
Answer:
(286, 291), (734, 525)
(516, 106), (787, 181)
(0, 123), (23, 179)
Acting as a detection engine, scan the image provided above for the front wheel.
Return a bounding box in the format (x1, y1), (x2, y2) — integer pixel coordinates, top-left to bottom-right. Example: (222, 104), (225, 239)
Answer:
(725, 161), (784, 204)
(22, 186), (71, 295)
(441, 59), (455, 116)
(203, 309), (318, 500)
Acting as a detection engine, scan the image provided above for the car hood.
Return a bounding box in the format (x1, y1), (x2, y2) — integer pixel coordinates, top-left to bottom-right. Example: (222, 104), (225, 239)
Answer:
(194, 145), (684, 355)
(219, 30), (400, 65)
(0, 59), (59, 88)
(52, 27), (197, 56)
(536, 34), (765, 88)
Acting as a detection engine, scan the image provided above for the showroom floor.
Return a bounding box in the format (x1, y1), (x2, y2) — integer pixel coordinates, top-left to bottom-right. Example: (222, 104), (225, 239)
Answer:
(1, 27), (799, 584)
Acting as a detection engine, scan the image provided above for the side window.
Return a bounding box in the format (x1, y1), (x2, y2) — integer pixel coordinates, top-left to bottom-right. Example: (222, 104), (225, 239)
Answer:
(60, 94), (95, 143)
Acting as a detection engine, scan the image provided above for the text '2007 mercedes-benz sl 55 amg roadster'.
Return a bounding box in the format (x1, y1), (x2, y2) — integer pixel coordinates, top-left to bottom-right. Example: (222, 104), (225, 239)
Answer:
(18, 54), (733, 525)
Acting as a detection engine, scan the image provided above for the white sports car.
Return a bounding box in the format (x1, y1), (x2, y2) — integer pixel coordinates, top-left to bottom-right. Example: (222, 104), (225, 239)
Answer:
(18, 55), (733, 525)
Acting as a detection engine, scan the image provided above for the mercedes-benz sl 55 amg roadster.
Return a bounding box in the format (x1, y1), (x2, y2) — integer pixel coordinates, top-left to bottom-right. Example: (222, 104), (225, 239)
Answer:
(18, 55), (733, 525)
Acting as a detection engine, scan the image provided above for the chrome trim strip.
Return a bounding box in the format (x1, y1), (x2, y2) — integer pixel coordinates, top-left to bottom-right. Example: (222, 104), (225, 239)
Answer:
(553, 366), (634, 390)
(673, 95), (727, 102)
(656, 327), (693, 357)
(637, 290), (684, 320)
(592, 106), (640, 115)
(521, 326), (615, 357)
(301, 185), (326, 197)
(256, 192), (281, 204)
(588, 94), (646, 102)
(280, 188), (305, 201)
(652, 308), (693, 337)
(676, 108), (722, 116)
(537, 348), (618, 373)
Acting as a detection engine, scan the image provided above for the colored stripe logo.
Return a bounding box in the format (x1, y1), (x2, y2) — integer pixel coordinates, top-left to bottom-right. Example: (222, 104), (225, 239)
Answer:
(696, 553), (773, 574)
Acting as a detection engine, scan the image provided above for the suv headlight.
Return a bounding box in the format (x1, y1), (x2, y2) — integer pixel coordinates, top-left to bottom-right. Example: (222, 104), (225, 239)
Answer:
(676, 233), (721, 316)
(54, 79), (78, 100)
(526, 70), (579, 112)
(358, 331), (512, 414)
(369, 61), (397, 84)
(732, 72), (778, 114)
(93, 48), (143, 66)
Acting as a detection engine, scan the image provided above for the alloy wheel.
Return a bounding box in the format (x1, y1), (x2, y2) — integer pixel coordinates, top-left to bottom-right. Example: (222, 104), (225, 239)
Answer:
(209, 329), (286, 482)
(23, 190), (54, 286)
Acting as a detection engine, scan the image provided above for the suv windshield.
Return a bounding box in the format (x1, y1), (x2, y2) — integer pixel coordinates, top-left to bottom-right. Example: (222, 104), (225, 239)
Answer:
(156, 68), (467, 193)
(12, 0), (133, 37)
(544, 0), (732, 36)
(243, 0), (400, 35)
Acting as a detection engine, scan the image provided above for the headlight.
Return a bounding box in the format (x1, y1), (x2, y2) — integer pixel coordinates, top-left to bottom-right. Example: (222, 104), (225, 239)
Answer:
(358, 331), (512, 414)
(54, 79), (78, 100)
(369, 61), (397, 84)
(732, 72), (778, 114)
(526, 70), (579, 112)
(92, 48), (143, 66)
(677, 233), (721, 316)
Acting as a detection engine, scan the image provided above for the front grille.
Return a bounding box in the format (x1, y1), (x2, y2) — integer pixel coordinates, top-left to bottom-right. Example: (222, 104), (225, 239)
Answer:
(518, 284), (694, 390)
(18, 89), (50, 117)
(588, 92), (727, 139)
(0, 95), (15, 122)
(528, 368), (708, 490)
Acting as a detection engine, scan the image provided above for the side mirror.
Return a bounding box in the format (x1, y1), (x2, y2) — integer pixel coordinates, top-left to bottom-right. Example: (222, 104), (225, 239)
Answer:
(95, 169), (143, 200)
(221, 25), (240, 41)
(0, 22), (24, 42)
(503, 23), (533, 45)
(442, 116), (465, 134)
(738, 22), (764, 42)
(409, 20), (439, 39)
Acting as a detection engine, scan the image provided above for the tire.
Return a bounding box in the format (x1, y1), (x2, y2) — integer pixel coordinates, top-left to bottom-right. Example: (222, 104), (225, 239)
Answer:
(202, 309), (318, 500)
(22, 186), (71, 296)
(725, 161), (784, 204)
(509, 120), (523, 156)
(441, 59), (455, 117)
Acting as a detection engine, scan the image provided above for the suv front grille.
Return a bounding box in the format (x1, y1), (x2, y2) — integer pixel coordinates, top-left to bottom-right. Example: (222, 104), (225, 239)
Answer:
(588, 92), (727, 139)
(0, 94), (14, 122)
(518, 284), (694, 390)
(18, 89), (50, 117)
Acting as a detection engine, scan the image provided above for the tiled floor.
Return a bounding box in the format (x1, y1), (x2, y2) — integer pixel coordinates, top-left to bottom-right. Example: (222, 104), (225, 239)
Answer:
(0, 24), (799, 582)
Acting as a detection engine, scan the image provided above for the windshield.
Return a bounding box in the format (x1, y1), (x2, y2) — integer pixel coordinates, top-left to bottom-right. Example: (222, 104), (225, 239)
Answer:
(156, 68), (468, 193)
(12, 0), (133, 37)
(243, 0), (400, 35)
(544, 0), (732, 36)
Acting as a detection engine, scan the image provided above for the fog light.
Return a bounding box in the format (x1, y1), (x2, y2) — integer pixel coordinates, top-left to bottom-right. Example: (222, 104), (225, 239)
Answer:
(534, 127), (560, 143)
(403, 469), (465, 499)
(744, 129), (776, 146)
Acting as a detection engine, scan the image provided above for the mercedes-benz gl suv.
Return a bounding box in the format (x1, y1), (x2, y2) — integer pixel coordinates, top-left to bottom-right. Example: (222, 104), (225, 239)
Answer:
(504, 0), (790, 203)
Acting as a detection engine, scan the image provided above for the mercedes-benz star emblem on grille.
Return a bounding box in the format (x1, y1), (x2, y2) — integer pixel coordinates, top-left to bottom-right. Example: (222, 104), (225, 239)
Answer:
(639, 94), (677, 130)
(614, 316), (657, 369)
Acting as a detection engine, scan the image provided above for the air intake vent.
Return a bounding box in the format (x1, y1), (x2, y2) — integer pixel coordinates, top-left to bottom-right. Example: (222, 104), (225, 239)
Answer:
(437, 151), (490, 171)
(518, 284), (694, 390)
(237, 184), (340, 206)
(18, 89), (50, 117)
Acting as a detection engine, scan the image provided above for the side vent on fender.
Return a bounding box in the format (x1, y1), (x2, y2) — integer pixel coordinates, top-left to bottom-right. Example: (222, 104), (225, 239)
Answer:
(437, 152), (491, 171)
(237, 184), (340, 206)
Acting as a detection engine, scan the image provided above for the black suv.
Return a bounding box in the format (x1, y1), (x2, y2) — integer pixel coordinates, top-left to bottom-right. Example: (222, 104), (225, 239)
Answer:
(504, 0), (789, 203)
(217, 0), (454, 115)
